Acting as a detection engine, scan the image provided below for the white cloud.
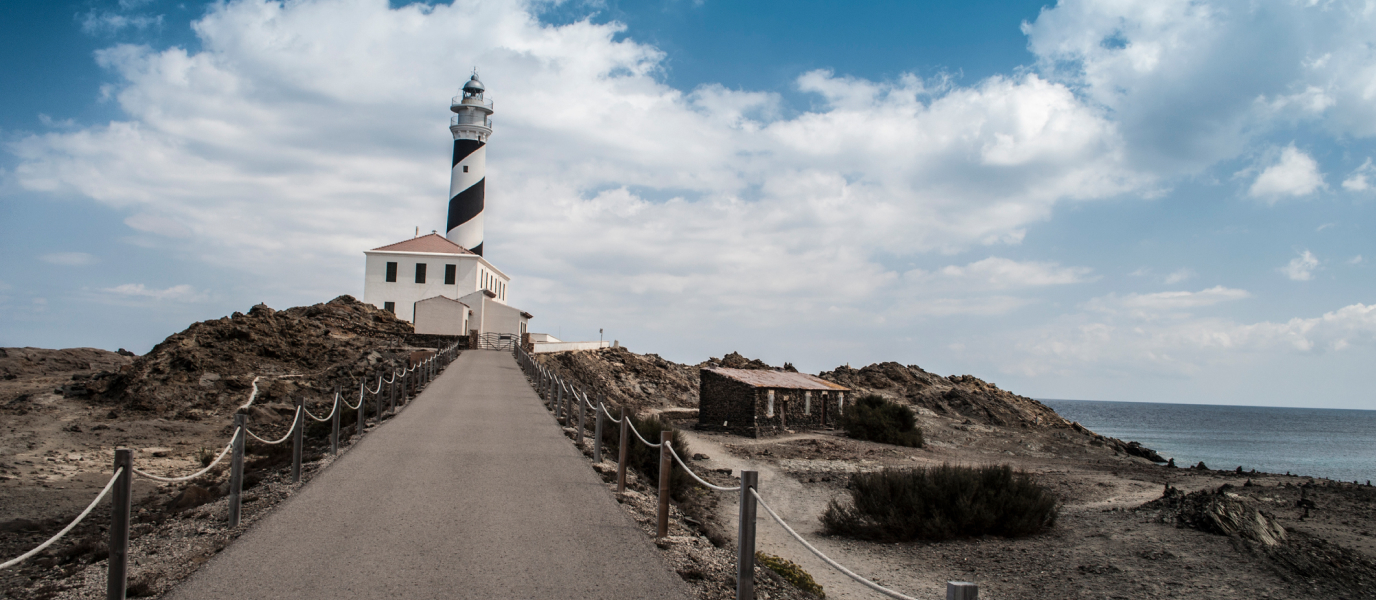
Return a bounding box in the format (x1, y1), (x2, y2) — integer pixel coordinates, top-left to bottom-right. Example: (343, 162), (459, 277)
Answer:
(1281, 250), (1320, 281)
(1163, 267), (1195, 284)
(124, 213), (192, 238)
(1349, 255), (1364, 265)
(1248, 145), (1325, 200)
(37, 114), (78, 129)
(1025, 0), (1376, 173)
(8, 0), (1144, 329)
(80, 10), (163, 36)
(40, 252), (99, 266)
(1085, 285), (1249, 318)
(100, 283), (206, 301)
(932, 257), (1093, 289)
(1001, 301), (1376, 377)
(8, 0), (1376, 390)
(1343, 158), (1373, 192)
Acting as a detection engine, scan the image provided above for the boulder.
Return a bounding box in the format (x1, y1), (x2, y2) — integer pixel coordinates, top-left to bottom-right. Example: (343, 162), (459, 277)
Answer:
(1141, 486), (1287, 546)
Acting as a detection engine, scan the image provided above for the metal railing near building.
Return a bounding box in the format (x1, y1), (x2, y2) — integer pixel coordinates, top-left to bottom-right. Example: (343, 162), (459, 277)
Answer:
(0, 342), (463, 599)
(510, 343), (980, 600)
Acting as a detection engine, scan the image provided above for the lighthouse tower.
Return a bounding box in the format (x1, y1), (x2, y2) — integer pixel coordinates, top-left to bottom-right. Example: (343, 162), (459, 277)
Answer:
(447, 73), (493, 256)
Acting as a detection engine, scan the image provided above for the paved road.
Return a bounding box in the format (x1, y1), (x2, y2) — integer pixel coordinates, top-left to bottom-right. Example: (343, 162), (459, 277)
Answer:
(167, 350), (693, 600)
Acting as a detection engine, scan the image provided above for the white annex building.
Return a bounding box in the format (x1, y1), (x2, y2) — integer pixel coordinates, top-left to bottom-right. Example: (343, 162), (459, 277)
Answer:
(361, 73), (533, 339)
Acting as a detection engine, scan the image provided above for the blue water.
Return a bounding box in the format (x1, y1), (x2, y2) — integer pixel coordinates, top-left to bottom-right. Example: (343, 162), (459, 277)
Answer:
(1039, 400), (1376, 484)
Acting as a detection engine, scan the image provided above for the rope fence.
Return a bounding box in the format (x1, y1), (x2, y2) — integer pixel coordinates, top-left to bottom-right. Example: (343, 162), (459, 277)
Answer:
(245, 407), (302, 445)
(304, 392), (340, 423)
(238, 376), (262, 411)
(0, 466), (124, 571)
(512, 342), (971, 600)
(667, 443), (740, 492)
(131, 435), (236, 483)
(0, 340), (464, 596)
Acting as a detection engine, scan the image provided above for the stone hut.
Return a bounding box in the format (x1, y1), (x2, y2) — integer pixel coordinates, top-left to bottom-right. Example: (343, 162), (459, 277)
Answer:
(698, 367), (851, 438)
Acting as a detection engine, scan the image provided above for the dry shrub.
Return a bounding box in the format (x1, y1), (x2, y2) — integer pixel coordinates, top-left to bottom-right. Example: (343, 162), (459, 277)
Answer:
(756, 552), (825, 598)
(625, 414), (694, 500)
(822, 464), (1056, 541)
(837, 394), (923, 448)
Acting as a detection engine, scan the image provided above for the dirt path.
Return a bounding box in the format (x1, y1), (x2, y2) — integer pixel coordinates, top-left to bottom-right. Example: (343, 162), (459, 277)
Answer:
(681, 430), (940, 600)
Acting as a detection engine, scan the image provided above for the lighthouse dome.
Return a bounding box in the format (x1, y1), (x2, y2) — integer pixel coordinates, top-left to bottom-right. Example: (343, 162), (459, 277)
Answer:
(462, 75), (485, 94)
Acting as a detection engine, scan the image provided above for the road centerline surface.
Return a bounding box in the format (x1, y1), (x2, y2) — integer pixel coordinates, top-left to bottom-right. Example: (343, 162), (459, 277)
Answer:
(166, 350), (694, 600)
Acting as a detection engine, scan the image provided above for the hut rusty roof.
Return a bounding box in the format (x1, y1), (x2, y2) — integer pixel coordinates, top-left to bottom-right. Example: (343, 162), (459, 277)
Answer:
(704, 367), (849, 391)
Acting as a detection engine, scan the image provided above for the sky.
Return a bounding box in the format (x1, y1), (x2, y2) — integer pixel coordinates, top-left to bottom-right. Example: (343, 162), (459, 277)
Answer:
(1, 0), (1374, 410)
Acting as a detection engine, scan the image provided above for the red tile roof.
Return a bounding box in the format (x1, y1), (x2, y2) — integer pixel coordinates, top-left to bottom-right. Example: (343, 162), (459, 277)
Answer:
(703, 368), (850, 391)
(369, 233), (475, 255)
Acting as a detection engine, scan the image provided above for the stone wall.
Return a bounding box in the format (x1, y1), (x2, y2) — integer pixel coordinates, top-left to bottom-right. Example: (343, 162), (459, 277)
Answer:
(754, 388), (840, 437)
(404, 333), (464, 349)
(700, 369), (846, 437)
(698, 370), (759, 436)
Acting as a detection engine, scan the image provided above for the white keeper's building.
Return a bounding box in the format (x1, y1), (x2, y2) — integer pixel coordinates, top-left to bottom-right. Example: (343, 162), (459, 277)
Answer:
(362, 233), (532, 338)
(360, 73), (533, 339)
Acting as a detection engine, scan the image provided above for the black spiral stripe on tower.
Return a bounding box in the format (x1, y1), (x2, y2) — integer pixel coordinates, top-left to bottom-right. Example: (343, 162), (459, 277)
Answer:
(452, 139), (483, 167)
(447, 179), (484, 233)
(447, 138), (486, 255)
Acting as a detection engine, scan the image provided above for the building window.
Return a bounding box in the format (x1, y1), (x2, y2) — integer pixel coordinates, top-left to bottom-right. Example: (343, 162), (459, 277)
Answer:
(385, 262), (397, 282)
(415, 263), (426, 283)
(445, 264), (456, 285)
(766, 390), (775, 417)
(804, 391), (812, 415)
(463, 165), (469, 173)
(838, 392), (845, 414)
(383, 301), (395, 314)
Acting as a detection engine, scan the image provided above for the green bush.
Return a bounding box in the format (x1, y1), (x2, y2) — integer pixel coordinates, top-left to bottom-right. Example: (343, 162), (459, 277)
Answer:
(837, 394), (923, 448)
(625, 414), (694, 500)
(756, 552), (825, 598)
(821, 464), (1057, 541)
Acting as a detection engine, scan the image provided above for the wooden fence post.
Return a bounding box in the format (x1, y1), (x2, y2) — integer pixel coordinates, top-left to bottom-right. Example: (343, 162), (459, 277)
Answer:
(947, 582), (978, 600)
(330, 384), (340, 456)
(617, 407), (629, 493)
(576, 387), (585, 447)
(357, 378), (368, 438)
(556, 381), (566, 425)
(106, 448), (132, 600)
(229, 413), (246, 527)
(377, 372), (385, 420)
(593, 400), (604, 463)
(291, 400), (303, 483)
(736, 471), (758, 600)
(657, 431), (671, 537)
(391, 371), (400, 414)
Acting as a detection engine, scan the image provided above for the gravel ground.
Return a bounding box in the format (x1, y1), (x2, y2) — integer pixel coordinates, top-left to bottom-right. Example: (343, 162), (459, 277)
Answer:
(7, 344), (1374, 600)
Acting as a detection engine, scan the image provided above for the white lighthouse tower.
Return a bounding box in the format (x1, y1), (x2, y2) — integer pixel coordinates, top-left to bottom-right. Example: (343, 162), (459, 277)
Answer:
(361, 72), (533, 341)
(446, 73), (493, 256)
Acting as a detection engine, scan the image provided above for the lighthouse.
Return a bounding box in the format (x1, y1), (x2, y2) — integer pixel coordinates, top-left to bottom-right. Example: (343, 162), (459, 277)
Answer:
(360, 73), (535, 342)
(447, 73), (493, 256)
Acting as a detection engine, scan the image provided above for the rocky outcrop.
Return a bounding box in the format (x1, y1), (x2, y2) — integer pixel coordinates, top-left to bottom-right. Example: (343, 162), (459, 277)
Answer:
(539, 347), (701, 412)
(95, 296), (433, 416)
(818, 362), (1069, 429)
(699, 352), (775, 371)
(1141, 485), (1287, 546)
(0, 347), (132, 380)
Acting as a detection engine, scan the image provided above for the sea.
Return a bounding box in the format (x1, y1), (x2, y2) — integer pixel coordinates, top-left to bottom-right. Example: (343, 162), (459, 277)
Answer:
(1039, 399), (1376, 484)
